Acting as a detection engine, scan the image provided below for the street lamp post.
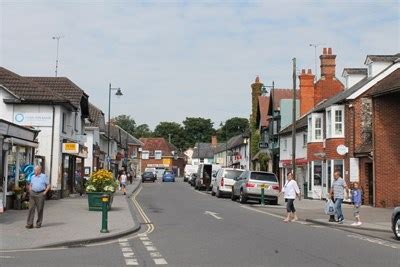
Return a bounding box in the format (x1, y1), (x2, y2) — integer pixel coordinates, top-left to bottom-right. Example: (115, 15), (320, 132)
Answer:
(107, 83), (123, 170)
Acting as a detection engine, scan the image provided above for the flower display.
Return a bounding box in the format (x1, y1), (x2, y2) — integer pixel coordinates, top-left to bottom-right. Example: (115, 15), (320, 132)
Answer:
(85, 169), (119, 193)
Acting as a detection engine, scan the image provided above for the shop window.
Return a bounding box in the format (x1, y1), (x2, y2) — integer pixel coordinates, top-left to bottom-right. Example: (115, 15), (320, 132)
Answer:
(313, 161), (322, 186)
(334, 160), (344, 178)
(327, 160), (332, 189)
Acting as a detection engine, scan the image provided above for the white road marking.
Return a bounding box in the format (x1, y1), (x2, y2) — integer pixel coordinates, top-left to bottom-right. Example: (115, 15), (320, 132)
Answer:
(119, 242), (130, 247)
(193, 190), (208, 196)
(154, 258), (168, 265)
(123, 252), (135, 258)
(143, 241), (153, 246)
(137, 233), (147, 237)
(150, 252), (163, 258)
(204, 210), (223, 220)
(311, 225), (326, 228)
(0, 256), (15, 258)
(347, 234), (400, 250)
(146, 246), (157, 251)
(119, 238), (128, 242)
(125, 258), (139, 265)
(121, 247), (133, 252)
(139, 236), (150, 241)
(240, 205), (286, 220)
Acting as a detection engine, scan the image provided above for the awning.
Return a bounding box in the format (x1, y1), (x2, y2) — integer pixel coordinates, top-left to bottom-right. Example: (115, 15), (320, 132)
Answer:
(280, 158), (308, 167)
(4, 137), (38, 148)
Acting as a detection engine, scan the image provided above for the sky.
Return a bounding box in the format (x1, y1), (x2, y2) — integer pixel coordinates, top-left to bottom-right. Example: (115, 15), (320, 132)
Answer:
(1, 0), (399, 129)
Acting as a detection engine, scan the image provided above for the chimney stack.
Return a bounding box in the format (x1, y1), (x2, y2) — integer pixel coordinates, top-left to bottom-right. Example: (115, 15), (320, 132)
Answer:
(320, 47), (336, 78)
(299, 68), (315, 116)
(211, 135), (218, 146)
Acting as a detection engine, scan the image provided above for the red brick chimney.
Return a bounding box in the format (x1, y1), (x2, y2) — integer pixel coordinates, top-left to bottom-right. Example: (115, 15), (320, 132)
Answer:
(211, 135), (217, 146)
(320, 47), (336, 78)
(299, 68), (315, 116)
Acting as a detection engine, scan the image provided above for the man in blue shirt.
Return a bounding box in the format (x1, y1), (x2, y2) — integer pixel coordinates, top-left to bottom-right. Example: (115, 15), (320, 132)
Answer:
(26, 166), (50, 229)
(330, 171), (348, 224)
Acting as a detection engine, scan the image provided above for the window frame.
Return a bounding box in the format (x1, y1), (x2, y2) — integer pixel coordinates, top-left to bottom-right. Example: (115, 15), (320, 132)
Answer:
(326, 105), (345, 138)
(62, 112), (67, 134)
(307, 113), (324, 142)
(154, 150), (162, 160)
(141, 150), (150, 160)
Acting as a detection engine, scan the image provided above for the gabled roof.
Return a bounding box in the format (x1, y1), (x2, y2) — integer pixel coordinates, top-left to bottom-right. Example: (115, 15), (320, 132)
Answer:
(256, 95), (270, 128)
(140, 138), (176, 157)
(214, 142), (227, 154)
(364, 54), (400, 64)
(26, 76), (89, 117)
(86, 103), (105, 129)
(0, 67), (71, 106)
(279, 115), (308, 135)
(366, 69), (400, 97)
(342, 68), (367, 76)
(192, 142), (215, 159)
(268, 89), (299, 115)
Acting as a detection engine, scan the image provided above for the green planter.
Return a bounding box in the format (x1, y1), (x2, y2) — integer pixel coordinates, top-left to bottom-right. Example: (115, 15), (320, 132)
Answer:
(87, 192), (114, 211)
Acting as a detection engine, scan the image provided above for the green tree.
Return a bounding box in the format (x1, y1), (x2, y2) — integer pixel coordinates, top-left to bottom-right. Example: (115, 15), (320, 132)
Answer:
(135, 124), (152, 138)
(154, 122), (186, 150)
(218, 117), (249, 142)
(183, 117), (215, 147)
(113, 115), (136, 136)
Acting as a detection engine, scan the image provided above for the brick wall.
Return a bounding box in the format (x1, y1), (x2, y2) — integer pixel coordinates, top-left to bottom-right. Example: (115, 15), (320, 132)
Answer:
(373, 93), (400, 207)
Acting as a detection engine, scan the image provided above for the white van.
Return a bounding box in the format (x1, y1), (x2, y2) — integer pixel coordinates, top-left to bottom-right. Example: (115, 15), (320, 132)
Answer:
(184, 164), (197, 182)
(212, 168), (245, 198)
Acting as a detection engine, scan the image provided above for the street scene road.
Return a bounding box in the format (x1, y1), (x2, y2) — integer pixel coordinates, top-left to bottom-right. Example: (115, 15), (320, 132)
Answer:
(2, 178), (398, 267)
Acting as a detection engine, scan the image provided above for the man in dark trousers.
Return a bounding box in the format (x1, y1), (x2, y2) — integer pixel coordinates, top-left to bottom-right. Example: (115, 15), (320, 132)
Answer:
(26, 166), (50, 229)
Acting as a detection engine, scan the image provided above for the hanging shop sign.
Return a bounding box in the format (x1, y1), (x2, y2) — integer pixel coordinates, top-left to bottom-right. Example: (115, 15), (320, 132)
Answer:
(62, 143), (79, 154)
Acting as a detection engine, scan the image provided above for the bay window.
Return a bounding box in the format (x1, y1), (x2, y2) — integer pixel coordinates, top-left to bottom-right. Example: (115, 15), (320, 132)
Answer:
(326, 105), (344, 138)
(307, 113), (324, 142)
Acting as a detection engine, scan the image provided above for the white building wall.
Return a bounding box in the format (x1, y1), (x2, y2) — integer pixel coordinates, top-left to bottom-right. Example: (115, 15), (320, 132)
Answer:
(368, 61), (392, 77)
(0, 89), (14, 121)
(279, 131), (307, 161)
(84, 129), (94, 171)
(346, 74), (366, 89)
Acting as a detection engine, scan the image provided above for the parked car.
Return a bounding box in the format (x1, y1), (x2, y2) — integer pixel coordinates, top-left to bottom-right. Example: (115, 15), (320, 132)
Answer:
(392, 206), (400, 240)
(231, 171), (280, 205)
(189, 173), (197, 187)
(142, 171), (156, 183)
(195, 164), (221, 190)
(184, 164), (198, 182)
(162, 171), (175, 182)
(211, 168), (244, 198)
(144, 167), (157, 179)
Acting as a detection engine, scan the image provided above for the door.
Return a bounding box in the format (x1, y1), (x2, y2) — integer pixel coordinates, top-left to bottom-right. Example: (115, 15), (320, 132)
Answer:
(366, 163), (373, 205)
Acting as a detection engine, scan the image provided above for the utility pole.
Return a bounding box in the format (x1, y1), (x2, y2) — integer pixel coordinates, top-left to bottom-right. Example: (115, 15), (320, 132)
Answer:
(309, 43), (323, 81)
(52, 35), (64, 77)
(292, 58), (297, 179)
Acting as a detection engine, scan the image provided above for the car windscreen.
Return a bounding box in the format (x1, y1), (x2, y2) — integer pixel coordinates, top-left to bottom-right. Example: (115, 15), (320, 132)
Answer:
(164, 172), (172, 175)
(250, 172), (278, 182)
(143, 172), (153, 176)
(224, 170), (244, 179)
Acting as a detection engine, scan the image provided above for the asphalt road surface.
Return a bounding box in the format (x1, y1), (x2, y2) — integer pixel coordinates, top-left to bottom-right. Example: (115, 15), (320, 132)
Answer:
(2, 178), (399, 267)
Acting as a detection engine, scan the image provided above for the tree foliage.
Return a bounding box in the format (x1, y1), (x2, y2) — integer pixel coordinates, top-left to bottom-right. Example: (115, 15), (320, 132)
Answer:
(113, 115), (136, 136)
(135, 124), (152, 138)
(218, 117), (249, 142)
(183, 117), (216, 147)
(154, 122), (186, 150)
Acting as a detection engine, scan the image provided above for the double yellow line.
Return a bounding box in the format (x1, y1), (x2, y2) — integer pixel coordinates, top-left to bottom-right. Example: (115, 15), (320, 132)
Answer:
(130, 186), (155, 235)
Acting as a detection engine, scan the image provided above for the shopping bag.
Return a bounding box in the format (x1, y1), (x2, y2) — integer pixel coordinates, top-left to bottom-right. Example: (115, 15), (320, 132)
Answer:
(325, 199), (336, 215)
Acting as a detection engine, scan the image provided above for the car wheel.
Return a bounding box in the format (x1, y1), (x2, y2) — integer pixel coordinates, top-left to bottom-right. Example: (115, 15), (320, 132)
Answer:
(211, 190), (216, 196)
(239, 190), (247, 204)
(395, 214), (400, 240)
(216, 188), (222, 198)
(231, 191), (238, 201)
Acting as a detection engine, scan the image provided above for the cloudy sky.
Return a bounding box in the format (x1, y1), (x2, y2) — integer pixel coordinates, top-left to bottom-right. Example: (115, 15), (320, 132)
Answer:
(1, 0), (398, 129)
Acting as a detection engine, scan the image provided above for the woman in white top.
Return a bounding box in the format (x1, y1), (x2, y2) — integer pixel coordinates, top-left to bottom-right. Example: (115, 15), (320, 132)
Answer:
(281, 172), (301, 223)
(119, 171), (128, 195)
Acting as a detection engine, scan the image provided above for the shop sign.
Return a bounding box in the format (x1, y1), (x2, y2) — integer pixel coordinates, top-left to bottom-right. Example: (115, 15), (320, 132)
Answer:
(62, 143), (79, 154)
(336, 145), (348, 156)
(163, 158), (171, 165)
(13, 112), (53, 127)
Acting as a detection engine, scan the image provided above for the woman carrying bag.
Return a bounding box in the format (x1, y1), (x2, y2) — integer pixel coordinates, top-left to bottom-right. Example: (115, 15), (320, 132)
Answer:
(281, 172), (301, 223)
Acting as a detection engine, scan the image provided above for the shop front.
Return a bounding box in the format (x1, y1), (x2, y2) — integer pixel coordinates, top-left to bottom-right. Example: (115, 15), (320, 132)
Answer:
(280, 158), (308, 196)
(61, 142), (88, 198)
(0, 119), (39, 211)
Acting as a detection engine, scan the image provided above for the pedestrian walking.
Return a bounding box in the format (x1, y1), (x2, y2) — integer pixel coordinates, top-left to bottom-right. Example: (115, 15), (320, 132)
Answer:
(119, 171), (127, 195)
(351, 182), (362, 226)
(281, 172), (301, 223)
(26, 166), (50, 229)
(330, 171), (348, 224)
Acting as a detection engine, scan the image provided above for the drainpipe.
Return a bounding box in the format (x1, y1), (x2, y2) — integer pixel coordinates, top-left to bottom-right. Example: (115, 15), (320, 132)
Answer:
(49, 105), (56, 189)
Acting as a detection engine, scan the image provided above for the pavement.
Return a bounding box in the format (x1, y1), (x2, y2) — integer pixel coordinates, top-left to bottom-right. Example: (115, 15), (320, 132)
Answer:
(0, 179), (141, 251)
(248, 196), (394, 240)
(1, 178), (398, 267)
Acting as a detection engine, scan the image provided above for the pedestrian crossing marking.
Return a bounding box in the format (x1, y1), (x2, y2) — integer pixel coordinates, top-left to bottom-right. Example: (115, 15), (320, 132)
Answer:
(150, 252), (163, 258)
(119, 242), (130, 247)
(125, 258), (139, 265)
(123, 252), (135, 258)
(139, 236), (150, 241)
(143, 241), (153, 246)
(154, 258), (168, 265)
(146, 246), (157, 251)
(122, 247), (133, 252)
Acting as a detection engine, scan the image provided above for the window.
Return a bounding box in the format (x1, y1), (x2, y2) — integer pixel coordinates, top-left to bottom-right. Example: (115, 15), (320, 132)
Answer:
(62, 112), (66, 133)
(303, 133), (307, 147)
(334, 110), (343, 135)
(315, 117), (322, 140)
(326, 106), (344, 138)
(154, 150), (162, 160)
(307, 113), (324, 142)
(141, 150), (149, 160)
(283, 139), (287, 151)
(313, 161), (322, 186)
(74, 113), (78, 132)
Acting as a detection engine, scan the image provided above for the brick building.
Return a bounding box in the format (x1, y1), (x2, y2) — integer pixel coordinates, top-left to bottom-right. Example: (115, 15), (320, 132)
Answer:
(139, 138), (186, 177)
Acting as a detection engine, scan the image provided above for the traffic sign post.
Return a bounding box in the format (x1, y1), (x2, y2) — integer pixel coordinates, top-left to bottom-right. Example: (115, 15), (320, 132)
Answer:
(100, 194), (110, 233)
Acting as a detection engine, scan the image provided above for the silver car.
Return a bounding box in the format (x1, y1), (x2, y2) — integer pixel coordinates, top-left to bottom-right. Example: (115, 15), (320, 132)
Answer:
(392, 206), (400, 240)
(231, 171), (280, 205)
(211, 168), (244, 198)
